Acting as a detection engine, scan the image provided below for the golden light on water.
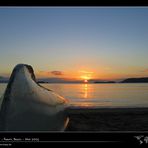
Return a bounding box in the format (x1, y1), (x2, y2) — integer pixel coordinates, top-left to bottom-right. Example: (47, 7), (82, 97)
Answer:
(84, 84), (88, 98)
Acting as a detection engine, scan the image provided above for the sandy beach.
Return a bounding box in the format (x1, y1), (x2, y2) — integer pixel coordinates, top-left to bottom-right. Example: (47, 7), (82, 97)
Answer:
(65, 108), (148, 131)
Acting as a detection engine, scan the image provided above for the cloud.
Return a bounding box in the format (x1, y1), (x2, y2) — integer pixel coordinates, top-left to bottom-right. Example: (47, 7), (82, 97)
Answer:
(38, 70), (63, 77)
(141, 69), (148, 73)
(51, 71), (63, 76)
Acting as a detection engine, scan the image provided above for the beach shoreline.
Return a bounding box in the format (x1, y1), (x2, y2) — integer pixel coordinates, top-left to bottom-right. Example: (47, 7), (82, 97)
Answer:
(66, 107), (148, 131)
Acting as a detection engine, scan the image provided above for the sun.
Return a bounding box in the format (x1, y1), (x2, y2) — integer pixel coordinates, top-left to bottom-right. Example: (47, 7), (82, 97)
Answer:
(84, 79), (88, 83)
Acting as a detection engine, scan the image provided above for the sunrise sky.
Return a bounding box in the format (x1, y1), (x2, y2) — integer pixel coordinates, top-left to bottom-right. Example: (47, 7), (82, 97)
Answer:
(0, 7), (148, 81)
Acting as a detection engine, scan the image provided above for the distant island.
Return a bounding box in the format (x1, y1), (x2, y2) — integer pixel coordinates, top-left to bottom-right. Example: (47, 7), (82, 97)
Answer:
(94, 81), (116, 83)
(37, 81), (47, 83)
(0, 76), (9, 83)
(121, 77), (148, 83)
(37, 78), (84, 83)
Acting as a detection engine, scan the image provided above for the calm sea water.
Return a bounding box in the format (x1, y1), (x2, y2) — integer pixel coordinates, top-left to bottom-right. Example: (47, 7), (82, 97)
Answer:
(0, 83), (148, 108)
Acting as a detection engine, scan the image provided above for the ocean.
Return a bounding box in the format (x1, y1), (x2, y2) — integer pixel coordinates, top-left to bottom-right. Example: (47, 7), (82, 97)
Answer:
(0, 83), (148, 108)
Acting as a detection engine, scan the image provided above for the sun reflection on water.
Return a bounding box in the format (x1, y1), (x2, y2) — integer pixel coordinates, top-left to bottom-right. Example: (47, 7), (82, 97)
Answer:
(84, 84), (88, 99)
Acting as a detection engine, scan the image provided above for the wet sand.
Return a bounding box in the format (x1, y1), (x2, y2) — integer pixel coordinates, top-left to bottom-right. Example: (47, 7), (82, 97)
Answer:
(65, 108), (148, 131)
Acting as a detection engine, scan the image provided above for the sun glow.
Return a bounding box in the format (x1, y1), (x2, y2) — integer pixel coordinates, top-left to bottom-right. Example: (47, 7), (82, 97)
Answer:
(80, 71), (93, 83)
(81, 75), (90, 83)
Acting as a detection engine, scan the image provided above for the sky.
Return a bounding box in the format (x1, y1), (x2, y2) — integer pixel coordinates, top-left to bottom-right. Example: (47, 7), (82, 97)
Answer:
(0, 7), (148, 81)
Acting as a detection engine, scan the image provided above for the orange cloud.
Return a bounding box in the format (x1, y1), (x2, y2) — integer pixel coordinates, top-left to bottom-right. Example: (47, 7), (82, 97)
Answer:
(51, 71), (63, 76)
(37, 70), (64, 78)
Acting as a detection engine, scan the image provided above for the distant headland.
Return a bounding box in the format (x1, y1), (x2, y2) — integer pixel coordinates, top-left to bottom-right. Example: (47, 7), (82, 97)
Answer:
(120, 77), (148, 83)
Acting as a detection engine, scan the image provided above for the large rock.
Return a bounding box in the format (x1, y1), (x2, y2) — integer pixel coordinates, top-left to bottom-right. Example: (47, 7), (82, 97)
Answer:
(0, 64), (69, 131)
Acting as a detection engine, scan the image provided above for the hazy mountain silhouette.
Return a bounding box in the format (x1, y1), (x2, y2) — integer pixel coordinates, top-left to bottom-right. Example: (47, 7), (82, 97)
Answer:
(37, 78), (84, 83)
(121, 77), (148, 83)
(0, 76), (9, 83)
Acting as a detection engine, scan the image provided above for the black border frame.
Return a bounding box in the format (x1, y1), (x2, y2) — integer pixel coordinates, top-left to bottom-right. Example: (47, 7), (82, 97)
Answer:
(0, 0), (148, 146)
